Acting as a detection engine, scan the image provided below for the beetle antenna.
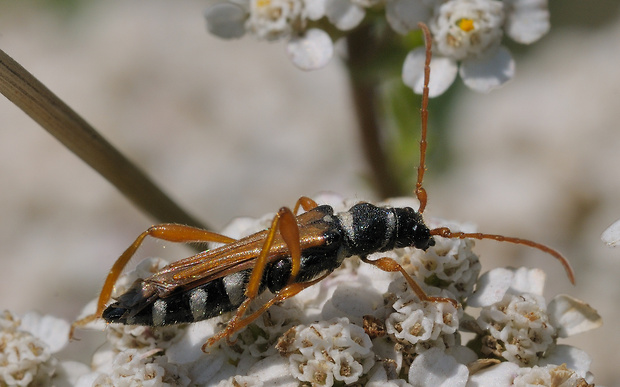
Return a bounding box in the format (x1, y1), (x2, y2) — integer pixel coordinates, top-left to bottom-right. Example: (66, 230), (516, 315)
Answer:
(415, 23), (432, 214)
(430, 227), (576, 284)
(413, 24), (575, 286)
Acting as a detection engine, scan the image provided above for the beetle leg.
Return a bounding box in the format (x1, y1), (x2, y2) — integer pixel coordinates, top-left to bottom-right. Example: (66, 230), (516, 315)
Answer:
(201, 210), (285, 348)
(203, 201), (309, 349)
(244, 207), (296, 297)
(203, 272), (330, 350)
(70, 224), (236, 338)
(360, 256), (459, 309)
(293, 196), (319, 214)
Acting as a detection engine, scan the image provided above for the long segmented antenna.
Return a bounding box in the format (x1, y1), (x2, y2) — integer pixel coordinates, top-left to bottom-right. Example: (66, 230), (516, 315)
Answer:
(431, 227), (576, 284)
(415, 23), (432, 214)
(414, 24), (575, 285)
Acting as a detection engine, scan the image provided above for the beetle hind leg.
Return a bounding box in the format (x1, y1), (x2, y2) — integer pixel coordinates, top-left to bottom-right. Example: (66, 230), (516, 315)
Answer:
(70, 224), (237, 339)
(203, 197), (318, 350)
(203, 272), (329, 351)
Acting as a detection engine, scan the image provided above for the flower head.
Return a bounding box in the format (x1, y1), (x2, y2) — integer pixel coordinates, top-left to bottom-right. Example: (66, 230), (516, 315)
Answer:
(205, 0), (552, 95)
(477, 292), (556, 365)
(0, 310), (88, 386)
(278, 317), (375, 385)
(432, 0), (505, 61)
(204, 0), (335, 70)
(402, 0), (550, 95)
(247, 0), (303, 40)
(470, 267), (602, 368)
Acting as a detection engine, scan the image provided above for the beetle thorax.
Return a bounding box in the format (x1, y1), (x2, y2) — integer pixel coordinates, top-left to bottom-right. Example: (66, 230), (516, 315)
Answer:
(336, 203), (434, 258)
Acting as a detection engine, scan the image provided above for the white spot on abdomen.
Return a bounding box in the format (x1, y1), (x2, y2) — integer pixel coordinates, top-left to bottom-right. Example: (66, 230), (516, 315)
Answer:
(152, 299), (167, 326)
(223, 271), (247, 306)
(189, 288), (208, 321)
(338, 211), (355, 241)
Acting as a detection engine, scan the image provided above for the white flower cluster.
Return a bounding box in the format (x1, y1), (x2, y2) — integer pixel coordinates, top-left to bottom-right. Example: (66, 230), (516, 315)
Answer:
(277, 317), (375, 385)
(477, 292), (555, 365)
(468, 267), (602, 379)
(204, 0), (550, 94)
(88, 349), (192, 387)
(0, 310), (57, 386)
(470, 362), (597, 387)
(385, 292), (460, 351)
(4, 194), (603, 386)
(512, 363), (593, 387)
(394, 215), (481, 301)
(401, 0), (542, 96)
(220, 293), (306, 360)
(0, 310), (88, 386)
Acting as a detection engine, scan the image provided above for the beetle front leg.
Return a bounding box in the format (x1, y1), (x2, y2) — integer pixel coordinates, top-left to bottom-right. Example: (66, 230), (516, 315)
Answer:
(360, 255), (459, 308)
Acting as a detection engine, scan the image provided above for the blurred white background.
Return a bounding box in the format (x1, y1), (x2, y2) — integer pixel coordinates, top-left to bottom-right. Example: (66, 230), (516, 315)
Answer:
(1, 1), (619, 385)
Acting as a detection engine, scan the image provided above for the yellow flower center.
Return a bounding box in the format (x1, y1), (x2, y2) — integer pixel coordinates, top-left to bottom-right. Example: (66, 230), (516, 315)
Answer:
(256, 0), (271, 8)
(458, 18), (475, 32)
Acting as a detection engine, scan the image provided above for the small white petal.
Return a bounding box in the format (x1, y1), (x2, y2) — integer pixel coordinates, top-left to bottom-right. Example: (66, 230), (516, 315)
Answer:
(321, 283), (383, 324)
(547, 294), (602, 338)
(467, 267), (513, 307)
(55, 361), (93, 386)
(509, 267), (545, 296)
(402, 48), (458, 97)
(167, 319), (220, 364)
(366, 366), (390, 384)
(450, 345), (478, 366)
(20, 312), (70, 353)
(286, 29), (334, 70)
(304, 0), (327, 20)
(385, 0), (430, 35)
(248, 355), (298, 385)
(539, 345), (592, 377)
(504, 0), (550, 44)
(204, 3), (247, 39)
(467, 362), (519, 386)
(408, 348), (468, 387)
(601, 218), (620, 247)
(75, 372), (105, 387)
(460, 46), (515, 93)
(325, 0), (365, 30)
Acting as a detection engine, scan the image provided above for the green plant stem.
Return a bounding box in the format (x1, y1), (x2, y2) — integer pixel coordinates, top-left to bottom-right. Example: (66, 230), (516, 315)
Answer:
(0, 48), (208, 230)
(345, 25), (400, 199)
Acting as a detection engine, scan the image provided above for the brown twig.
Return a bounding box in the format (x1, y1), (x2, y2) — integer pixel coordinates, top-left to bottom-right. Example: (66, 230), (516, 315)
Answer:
(0, 48), (208, 230)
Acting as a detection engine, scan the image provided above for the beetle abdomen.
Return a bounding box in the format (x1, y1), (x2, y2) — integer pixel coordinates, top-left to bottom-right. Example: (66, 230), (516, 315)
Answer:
(103, 269), (252, 326)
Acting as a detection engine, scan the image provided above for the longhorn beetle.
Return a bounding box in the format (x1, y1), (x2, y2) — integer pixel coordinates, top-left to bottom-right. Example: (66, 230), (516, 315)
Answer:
(71, 24), (575, 351)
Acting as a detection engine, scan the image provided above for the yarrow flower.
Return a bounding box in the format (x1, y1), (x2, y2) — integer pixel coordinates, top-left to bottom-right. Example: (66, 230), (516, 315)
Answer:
(204, 0), (550, 94)
(402, 0), (550, 96)
(385, 289), (461, 352)
(469, 362), (596, 386)
(277, 317), (375, 385)
(0, 310), (88, 386)
(477, 292), (556, 365)
(66, 194), (601, 385)
(468, 267), (602, 376)
(204, 0), (334, 70)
